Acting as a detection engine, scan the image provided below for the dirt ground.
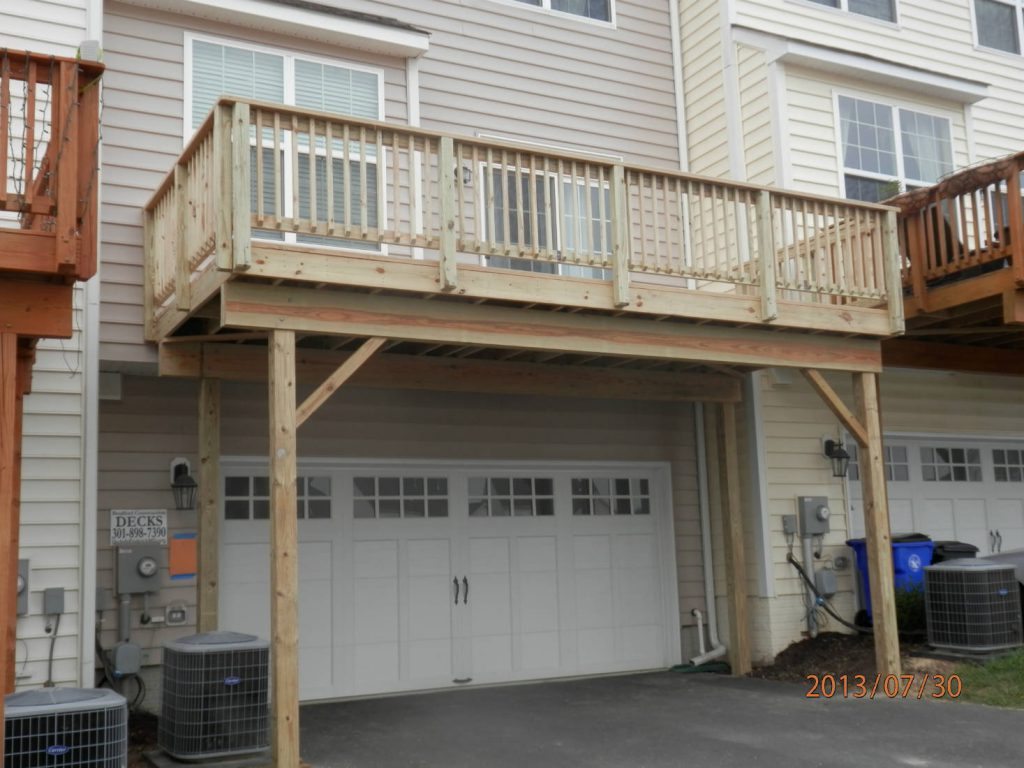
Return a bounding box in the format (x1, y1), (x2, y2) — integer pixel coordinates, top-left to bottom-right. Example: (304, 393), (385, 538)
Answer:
(128, 711), (159, 768)
(751, 631), (958, 684)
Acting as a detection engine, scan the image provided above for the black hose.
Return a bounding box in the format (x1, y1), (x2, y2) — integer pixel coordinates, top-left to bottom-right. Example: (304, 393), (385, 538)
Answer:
(43, 613), (61, 687)
(94, 626), (147, 712)
(787, 553), (873, 635)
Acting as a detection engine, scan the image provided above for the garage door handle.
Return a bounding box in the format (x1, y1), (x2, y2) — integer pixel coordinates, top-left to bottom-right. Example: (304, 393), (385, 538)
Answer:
(463, 576), (469, 605)
(996, 530), (1003, 553)
(453, 577), (459, 605)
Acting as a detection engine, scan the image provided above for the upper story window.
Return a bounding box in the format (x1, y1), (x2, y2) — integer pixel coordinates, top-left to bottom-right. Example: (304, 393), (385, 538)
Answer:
(513, 0), (612, 22)
(807, 0), (896, 22)
(837, 95), (953, 203)
(974, 0), (1023, 54)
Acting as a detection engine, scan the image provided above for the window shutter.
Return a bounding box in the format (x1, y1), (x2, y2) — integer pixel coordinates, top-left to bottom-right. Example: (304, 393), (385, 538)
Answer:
(191, 40), (284, 129)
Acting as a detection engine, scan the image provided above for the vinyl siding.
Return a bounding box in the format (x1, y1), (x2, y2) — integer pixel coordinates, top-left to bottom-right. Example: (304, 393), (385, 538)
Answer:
(99, 0), (680, 365)
(735, 0), (1024, 164)
(754, 368), (1024, 660)
(98, 375), (704, 696)
(737, 44), (775, 186)
(681, 0), (730, 178)
(4, 0), (91, 690)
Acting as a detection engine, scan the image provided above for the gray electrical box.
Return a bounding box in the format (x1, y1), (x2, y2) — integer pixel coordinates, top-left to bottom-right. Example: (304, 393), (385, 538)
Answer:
(798, 495), (831, 536)
(815, 568), (838, 598)
(117, 545), (162, 595)
(111, 642), (142, 676)
(43, 587), (65, 615)
(16, 559), (28, 616)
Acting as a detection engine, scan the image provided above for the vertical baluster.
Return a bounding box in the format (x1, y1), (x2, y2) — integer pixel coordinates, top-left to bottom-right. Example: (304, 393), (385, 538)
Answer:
(980, 182), (994, 254)
(873, 212), (886, 296)
(501, 150), (511, 254)
(405, 131), (416, 243)
(308, 119), (318, 233)
(0, 54), (8, 206)
(485, 147), (496, 252)
(970, 188), (982, 261)
(584, 162), (596, 264)
(799, 199), (812, 291)
(695, 182), (708, 276)
(386, 128), (398, 240)
(542, 155), (553, 258)
(636, 173), (650, 270)
(272, 113), (281, 226)
(958, 191), (970, 265)
(652, 175), (663, 271)
(325, 122), (336, 235)
(289, 115), (300, 230)
(710, 184), (723, 278)
(516, 152), (526, 256)
(748, 191), (761, 285)
(422, 136), (434, 245)
(557, 158), (567, 260)
(254, 109), (264, 225)
(528, 153), (539, 259)
(817, 202), (831, 291)
(457, 142), (467, 249)
(376, 128), (385, 241)
(340, 124), (351, 234)
(359, 127), (368, 238)
(473, 145), (483, 250)
(995, 181), (1007, 258)
(851, 208), (865, 295)
(24, 61), (36, 203)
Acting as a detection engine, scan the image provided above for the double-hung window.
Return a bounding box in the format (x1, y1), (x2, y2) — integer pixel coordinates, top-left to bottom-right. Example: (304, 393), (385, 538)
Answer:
(188, 36), (383, 248)
(806, 0), (896, 22)
(837, 95), (953, 203)
(512, 0), (612, 23)
(974, 0), (1023, 54)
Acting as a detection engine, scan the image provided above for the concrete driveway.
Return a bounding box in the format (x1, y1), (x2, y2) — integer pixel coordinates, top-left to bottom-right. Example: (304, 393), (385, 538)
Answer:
(299, 672), (1024, 768)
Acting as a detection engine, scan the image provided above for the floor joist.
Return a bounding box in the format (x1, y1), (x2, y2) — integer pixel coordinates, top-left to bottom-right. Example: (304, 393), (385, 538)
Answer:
(219, 283), (883, 373)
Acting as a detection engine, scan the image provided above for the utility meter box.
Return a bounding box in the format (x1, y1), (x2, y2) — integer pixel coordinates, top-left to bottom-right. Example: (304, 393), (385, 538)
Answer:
(798, 496), (831, 537)
(117, 545), (162, 595)
(16, 559), (28, 616)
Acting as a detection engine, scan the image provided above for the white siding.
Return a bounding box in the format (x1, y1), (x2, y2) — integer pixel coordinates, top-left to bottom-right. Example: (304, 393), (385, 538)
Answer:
(2, 0), (92, 691)
(99, 0), (681, 365)
(97, 375), (703, 703)
(737, 44), (774, 186)
(681, 0), (730, 178)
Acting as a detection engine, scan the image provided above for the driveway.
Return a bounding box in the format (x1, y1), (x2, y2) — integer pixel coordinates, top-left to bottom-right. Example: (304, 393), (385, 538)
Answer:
(299, 672), (1024, 768)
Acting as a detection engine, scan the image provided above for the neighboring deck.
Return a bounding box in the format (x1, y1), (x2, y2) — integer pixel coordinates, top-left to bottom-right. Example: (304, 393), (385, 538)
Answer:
(146, 99), (903, 374)
(886, 152), (1024, 375)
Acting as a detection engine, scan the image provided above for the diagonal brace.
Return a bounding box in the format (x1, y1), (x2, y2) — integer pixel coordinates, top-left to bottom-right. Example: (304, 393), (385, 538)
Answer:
(800, 369), (868, 448)
(296, 336), (387, 427)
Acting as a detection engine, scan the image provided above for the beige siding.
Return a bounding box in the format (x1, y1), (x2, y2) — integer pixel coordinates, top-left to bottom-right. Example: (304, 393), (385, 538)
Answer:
(681, 0), (730, 178)
(99, 0), (680, 365)
(4, 0), (91, 690)
(98, 376), (703, 684)
(737, 44), (774, 186)
(754, 368), (1024, 660)
(735, 0), (1024, 164)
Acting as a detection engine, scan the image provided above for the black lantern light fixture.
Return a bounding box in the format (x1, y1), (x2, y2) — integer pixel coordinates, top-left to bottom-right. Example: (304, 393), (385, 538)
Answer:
(170, 458), (198, 511)
(823, 439), (851, 479)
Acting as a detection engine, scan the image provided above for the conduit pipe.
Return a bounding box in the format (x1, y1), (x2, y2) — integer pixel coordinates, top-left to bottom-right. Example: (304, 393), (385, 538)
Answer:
(690, 404), (728, 666)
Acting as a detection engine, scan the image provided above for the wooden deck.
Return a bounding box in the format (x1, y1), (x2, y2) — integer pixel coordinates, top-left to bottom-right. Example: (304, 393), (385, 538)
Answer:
(144, 99), (904, 373)
(886, 151), (1024, 374)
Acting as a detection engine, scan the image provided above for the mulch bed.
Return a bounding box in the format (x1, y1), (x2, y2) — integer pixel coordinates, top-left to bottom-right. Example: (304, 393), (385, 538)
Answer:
(128, 710), (159, 768)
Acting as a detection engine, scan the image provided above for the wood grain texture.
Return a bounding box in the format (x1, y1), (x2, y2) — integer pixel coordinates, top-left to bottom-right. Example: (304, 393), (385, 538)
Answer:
(0, 334), (17, 708)
(800, 369), (868, 447)
(719, 401), (752, 676)
(882, 339), (1024, 376)
(296, 337), (387, 426)
(197, 379), (220, 634)
(0, 281), (73, 338)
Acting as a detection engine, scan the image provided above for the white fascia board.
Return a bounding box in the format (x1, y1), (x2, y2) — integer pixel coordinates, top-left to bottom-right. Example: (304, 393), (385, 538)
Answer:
(733, 26), (988, 105)
(118, 0), (429, 58)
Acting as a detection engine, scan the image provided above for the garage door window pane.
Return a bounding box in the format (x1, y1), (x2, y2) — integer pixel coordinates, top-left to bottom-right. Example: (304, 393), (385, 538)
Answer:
(572, 476), (651, 516)
(993, 448), (1024, 482)
(354, 476), (450, 519)
(468, 476), (554, 517)
(920, 446), (983, 482)
(225, 474), (271, 520)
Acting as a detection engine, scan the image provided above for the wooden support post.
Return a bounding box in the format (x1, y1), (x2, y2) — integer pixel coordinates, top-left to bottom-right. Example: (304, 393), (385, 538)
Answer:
(0, 334), (18, 726)
(197, 379), (221, 634)
(756, 190), (778, 322)
(231, 102), (252, 270)
(610, 164), (631, 308)
(718, 401), (752, 676)
(853, 372), (901, 678)
(76, 69), (101, 281)
(55, 62), (79, 271)
(439, 136), (458, 291)
(213, 104), (234, 271)
(296, 336), (386, 427)
(268, 330), (300, 768)
(883, 210), (905, 334)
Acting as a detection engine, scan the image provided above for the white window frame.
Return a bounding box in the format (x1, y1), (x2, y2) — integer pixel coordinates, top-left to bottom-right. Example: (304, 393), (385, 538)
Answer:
(832, 90), (956, 200)
(790, 0), (900, 26)
(489, 0), (616, 27)
(184, 32), (388, 254)
(971, 0), (1024, 56)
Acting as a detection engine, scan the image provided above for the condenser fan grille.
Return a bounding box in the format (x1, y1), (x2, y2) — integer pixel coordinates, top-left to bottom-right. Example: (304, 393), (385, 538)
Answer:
(925, 561), (1023, 653)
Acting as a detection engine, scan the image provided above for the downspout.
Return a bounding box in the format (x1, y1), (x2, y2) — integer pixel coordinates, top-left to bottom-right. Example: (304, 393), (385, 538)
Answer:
(691, 404), (727, 666)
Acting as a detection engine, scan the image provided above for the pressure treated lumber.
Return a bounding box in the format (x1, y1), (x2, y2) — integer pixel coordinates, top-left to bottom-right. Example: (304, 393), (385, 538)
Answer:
(853, 372), (901, 678)
(295, 337), (386, 427)
(799, 369), (868, 447)
(0, 334), (17, 759)
(268, 330), (300, 768)
(197, 379), (220, 634)
(0, 281), (74, 338)
(882, 339), (1024, 377)
(719, 402), (752, 676)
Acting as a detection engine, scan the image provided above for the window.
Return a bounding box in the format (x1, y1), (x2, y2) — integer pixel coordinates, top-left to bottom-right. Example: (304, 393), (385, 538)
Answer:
(920, 447), (983, 483)
(845, 443), (909, 482)
(975, 0), (1022, 54)
(353, 476), (449, 519)
(224, 475), (331, 519)
(806, 0), (895, 22)
(188, 36), (382, 248)
(993, 448), (1024, 482)
(468, 477), (555, 517)
(571, 477), (650, 516)
(837, 95), (953, 202)
(513, 0), (612, 22)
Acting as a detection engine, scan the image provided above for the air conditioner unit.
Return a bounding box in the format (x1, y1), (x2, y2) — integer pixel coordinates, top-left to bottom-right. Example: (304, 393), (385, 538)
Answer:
(4, 688), (127, 768)
(158, 631), (269, 761)
(925, 559), (1024, 653)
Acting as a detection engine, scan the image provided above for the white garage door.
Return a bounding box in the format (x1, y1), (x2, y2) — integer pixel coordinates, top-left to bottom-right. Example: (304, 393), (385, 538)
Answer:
(849, 438), (1024, 556)
(218, 462), (680, 701)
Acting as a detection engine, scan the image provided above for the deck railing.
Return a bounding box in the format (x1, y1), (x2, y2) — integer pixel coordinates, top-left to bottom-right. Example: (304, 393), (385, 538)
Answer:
(891, 153), (1024, 303)
(145, 99), (902, 336)
(0, 48), (104, 281)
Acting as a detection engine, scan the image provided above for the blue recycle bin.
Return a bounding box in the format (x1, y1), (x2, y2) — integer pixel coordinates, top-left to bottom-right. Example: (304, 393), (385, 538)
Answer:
(846, 533), (934, 619)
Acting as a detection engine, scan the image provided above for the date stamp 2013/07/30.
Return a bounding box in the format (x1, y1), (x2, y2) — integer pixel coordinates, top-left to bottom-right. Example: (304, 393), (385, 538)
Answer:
(805, 673), (962, 700)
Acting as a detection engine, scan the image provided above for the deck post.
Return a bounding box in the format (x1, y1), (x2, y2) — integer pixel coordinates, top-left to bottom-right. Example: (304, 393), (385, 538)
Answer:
(197, 378), (221, 633)
(231, 102), (252, 270)
(0, 334), (19, 714)
(610, 164), (631, 308)
(54, 61), (79, 271)
(1006, 163), (1024, 286)
(756, 190), (778, 322)
(268, 330), (300, 768)
(882, 210), (905, 334)
(213, 104), (234, 271)
(439, 136), (458, 291)
(174, 162), (192, 311)
(718, 401), (752, 676)
(853, 371), (901, 677)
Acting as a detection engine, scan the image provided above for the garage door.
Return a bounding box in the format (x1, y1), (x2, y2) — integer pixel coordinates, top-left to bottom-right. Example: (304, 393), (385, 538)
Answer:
(218, 462), (680, 701)
(849, 438), (1024, 556)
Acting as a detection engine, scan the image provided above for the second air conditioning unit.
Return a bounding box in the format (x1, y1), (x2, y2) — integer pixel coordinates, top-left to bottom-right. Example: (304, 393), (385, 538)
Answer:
(925, 559), (1023, 653)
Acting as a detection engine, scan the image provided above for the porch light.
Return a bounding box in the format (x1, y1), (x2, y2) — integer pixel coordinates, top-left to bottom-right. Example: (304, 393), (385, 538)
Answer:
(170, 458), (198, 511)
(823, 439), (851, 479)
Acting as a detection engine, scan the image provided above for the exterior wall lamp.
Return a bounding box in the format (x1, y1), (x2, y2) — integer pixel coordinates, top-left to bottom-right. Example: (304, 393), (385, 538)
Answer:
(823, 439), (851, 479)
(170, 458), (198, 511)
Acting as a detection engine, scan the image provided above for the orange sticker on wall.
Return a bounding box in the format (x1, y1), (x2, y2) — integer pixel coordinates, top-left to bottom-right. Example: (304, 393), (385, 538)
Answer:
(169, 533), (197, 580)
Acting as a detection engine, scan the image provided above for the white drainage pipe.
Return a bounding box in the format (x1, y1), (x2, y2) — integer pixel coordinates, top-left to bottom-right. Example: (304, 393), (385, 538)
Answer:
(690, 403), (728, 667)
